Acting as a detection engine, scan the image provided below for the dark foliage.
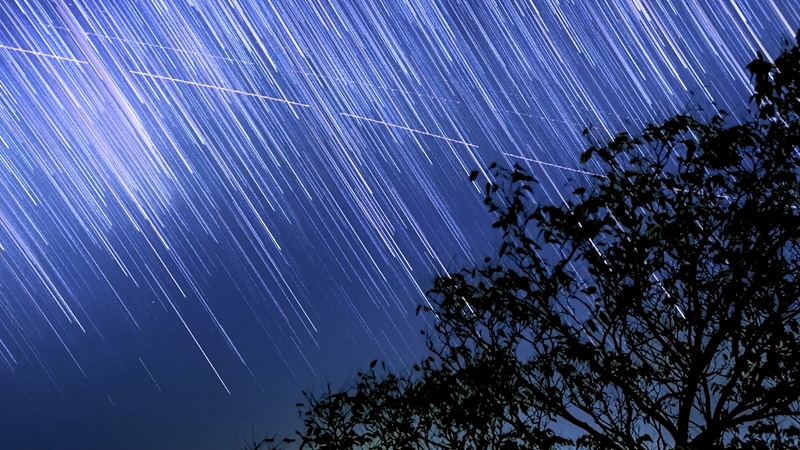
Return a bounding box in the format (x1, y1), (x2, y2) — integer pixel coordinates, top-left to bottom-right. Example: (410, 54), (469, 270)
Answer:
(232, 432), (297, 450)
(254, 33), (800, 450)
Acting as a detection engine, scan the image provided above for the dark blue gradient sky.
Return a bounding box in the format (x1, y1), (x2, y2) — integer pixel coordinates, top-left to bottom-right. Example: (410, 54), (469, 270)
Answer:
(0, 1), (798, 449)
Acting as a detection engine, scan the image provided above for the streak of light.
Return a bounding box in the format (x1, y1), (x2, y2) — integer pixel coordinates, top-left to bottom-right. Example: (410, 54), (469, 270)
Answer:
(341, 113), (478, 148)
(0, 44), (87, 64)
(130, 70), (310, 107)
(504, 153), (606, 177)
(165, 294), (231, 395)
(293, 69), (460, 104)
(139, 357), (163, 393)
(44, 24), (252, 65)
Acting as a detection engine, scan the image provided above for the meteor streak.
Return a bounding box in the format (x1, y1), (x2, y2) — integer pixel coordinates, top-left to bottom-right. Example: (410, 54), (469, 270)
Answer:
(340, 113), (478, 148)
(45, 24), (252, 65)
(0, 43), (87, 64)
(130, 70), (310, 107)
(504, 153), (606, 178)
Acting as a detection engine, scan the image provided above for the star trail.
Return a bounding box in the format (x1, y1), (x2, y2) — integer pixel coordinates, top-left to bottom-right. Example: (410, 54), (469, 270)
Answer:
(0, 1), (798, 449)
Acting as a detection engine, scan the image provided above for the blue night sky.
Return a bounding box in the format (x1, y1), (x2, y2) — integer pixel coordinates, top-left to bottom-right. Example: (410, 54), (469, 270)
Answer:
(0, 1), (798, 449)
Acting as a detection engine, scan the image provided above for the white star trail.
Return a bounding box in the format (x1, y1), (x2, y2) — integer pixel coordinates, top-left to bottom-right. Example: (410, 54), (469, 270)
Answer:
(139, 357), (162, 393)
(0, 44), (87, 64)
(130, 71), (311, 106)
(504, 153), (607, 178)
(340, 112), (478, 148)
(0, 0), (797, 405)
(45, 24), (253, 65)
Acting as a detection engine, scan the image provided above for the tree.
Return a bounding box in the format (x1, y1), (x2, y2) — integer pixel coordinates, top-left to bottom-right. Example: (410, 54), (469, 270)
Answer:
(291, 34), (800, 450)
(231, 432), (297, 450)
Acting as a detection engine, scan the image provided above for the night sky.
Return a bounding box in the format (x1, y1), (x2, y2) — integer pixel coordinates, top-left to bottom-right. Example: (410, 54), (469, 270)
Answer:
(0, 1), (798, 449)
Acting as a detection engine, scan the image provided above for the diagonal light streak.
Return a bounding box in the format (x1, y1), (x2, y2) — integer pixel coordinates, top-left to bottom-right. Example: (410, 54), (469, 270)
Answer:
(45, 24), (251, 65)
(504, 153), (606, 177)
(130, 70), (310, 107)
(341, 113), (478, 148)
(0, 44), (87, 64)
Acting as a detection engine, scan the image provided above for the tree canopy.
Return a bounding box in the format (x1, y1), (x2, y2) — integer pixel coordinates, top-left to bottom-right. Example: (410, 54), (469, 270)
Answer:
(279, 34), (800, 450)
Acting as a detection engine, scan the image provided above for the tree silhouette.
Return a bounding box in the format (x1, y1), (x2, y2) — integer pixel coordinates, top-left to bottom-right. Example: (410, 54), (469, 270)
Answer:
(231, 431), (297, 450)
(288, 34), (800, 450)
